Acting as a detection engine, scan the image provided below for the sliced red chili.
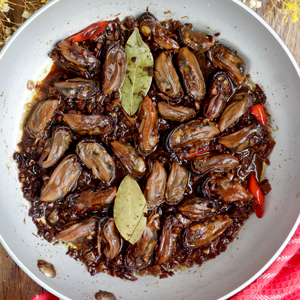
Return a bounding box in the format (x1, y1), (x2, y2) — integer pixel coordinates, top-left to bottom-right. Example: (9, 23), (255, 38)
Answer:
(66, 21), (108, 43)
(250, 104), (267, 130)
(187, 149), (210, 160)
(249, 172), (264, 218)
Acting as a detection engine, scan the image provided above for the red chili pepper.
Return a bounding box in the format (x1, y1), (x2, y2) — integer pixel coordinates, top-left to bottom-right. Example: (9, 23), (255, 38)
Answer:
(187, 149), (210, 160)
(250, 104), (267, 130)
(66, 21), (108, 42)
(249, 172), (264, 218)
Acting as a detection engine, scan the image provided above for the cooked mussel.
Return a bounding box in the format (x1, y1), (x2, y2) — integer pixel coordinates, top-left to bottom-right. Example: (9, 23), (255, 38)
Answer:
(139, 12), (180, 50)
(178, 47), (206, 101)
(202, 72), (234, 120)
(63, 113), (113, 135)
(138, 12), (157, 37)
(124, 214), (160, 270)
(218, 92), (254, 132)
(56, 217), (97, 242)
(97, 218), (122, 259)
(207, 44), (246, 85)
(25, 99), (59, 139)
(167, 119), (219, 150)
(158, 102), (196, 123)
(110, 141), (146, 177)
(157, 216), (182, 265)
(179, 24), (214, 52)
(191, 153), (239, 175)
(102, 43), (127, 95)
(165, 162), (189, 205)
(178, 197), (217, 219)
(73, 186), (117, 211)
(51, 40), (100, 75)
(39, 127), (72, 169)
(181, 215), (232, 250)
(76, 141), (115, 182)
(203, 175), (251, 202)
(137, 96), (160, 156)
(54, 78), (99, 100)
(40, 154), (82, 202)
(154, 52), (183, 100)
(218, 124), (265, 151)
(144, 161), (167, 208)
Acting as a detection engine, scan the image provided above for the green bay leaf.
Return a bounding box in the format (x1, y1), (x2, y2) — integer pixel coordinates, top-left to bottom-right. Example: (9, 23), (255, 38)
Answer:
(113, 175), (147, 244)
(120, 28), (153, 116)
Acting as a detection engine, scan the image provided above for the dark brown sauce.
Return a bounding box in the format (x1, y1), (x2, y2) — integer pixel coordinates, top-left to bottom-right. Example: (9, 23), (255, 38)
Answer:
(13, 14), (275, 281)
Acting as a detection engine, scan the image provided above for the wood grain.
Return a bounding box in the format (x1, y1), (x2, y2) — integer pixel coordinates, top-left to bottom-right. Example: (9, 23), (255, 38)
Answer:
(0, 1), (299, 299)
(0, 243), (46, 299)
(258, 1), (300, 64)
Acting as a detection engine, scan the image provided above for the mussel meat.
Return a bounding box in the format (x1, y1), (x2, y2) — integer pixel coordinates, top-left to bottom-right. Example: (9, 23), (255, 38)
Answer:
(51, 40), (100, 75)
(73, 186), (117, 211)
(179, 24), (214, 52)
(157, 216), (182, 265)
(40, 154), (82, 202)
(207, 44), (246, 85)
(144, 161), (167, 209)
(102, 43), (127, 95)
(124, 214), (160, 270)
(56, 217), (97, 242)
(137, 96), (160, 156)
(110, 141), (146, 177)
(191, 153), (239, 175)
(63, 113), (113, 135)
(154, 51), (183, 100)
(178, 197), (217, 219)
(139, 12), (180, 50)
(165, 162), (189, 205)
(181, 215), (232, 249)
(97, 218), (122, 259)
(218, 92), (254, 132)
(218, 123), (265, 151)
(157, 102), (196, 123)
(25, 99), (59, 139)
(54, 78), (99, 100)
(76, 141), (115, 182)
(39, 127), (72, 169)
(203, 175), (251, 202)
(202, 72), (234, 120)
(167, 119), (220, 150)
(178, 46), (206, 101)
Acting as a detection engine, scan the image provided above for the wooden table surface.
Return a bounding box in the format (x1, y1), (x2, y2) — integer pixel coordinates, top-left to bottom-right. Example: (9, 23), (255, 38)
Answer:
(1, 1), (300, 299)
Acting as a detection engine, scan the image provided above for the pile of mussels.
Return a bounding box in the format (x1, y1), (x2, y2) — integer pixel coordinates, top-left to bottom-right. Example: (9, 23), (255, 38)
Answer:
(14, 12), (275, 280)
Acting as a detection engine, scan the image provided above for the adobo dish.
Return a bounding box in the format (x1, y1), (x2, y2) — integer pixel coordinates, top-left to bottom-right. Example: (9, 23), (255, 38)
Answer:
(14, 12), (275, 280)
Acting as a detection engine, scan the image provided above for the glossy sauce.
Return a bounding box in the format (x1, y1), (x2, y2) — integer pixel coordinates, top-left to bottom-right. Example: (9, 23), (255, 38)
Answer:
(13, 15), (275, 281)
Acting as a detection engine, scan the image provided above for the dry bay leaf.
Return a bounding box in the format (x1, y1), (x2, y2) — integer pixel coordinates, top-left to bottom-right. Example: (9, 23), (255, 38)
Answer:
(113, 175), (147, 244)
(120, 28), (153, 116)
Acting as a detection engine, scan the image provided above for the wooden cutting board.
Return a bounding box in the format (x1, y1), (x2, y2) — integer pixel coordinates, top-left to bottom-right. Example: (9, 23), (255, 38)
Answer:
(0, 1), (299, 299)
